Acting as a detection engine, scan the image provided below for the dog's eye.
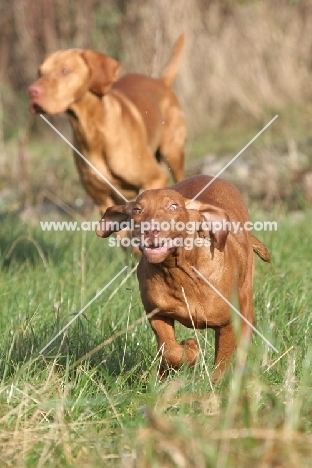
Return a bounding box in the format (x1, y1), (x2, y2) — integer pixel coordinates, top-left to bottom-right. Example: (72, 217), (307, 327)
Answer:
(62, 68), (70, 74)
(168, 204), (178, 211)
(133, 206), (142, 214)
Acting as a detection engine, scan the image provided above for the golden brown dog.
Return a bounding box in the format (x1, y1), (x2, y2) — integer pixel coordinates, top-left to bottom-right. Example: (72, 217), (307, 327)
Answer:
(28, 35), (186, 213)
(96, 174), (270, 381)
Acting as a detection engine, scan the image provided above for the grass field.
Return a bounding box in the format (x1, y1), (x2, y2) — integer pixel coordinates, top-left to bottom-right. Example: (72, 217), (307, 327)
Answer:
(0, 201), (311, 467)
(2, 1), (312, 462)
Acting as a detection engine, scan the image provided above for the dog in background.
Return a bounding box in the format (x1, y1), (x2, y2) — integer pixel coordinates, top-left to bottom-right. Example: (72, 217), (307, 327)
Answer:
(28, 35), (186, 214)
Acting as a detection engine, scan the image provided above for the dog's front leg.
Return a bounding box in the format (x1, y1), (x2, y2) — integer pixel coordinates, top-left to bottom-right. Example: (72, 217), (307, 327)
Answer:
(150, 315), (199, 376)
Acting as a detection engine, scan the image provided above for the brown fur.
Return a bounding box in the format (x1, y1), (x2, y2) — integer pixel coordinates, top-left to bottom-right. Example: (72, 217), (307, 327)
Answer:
(28, 35), (186, 213)
(96, 174), (271, 382)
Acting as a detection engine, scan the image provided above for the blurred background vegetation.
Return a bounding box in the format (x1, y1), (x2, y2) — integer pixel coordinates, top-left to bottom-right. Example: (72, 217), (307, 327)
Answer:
(1, 0), (312, 213)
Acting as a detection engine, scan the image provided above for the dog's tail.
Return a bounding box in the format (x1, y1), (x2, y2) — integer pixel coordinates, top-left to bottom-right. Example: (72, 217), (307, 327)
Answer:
(251, 235), (271, 262)
(161, 33), (185, 87)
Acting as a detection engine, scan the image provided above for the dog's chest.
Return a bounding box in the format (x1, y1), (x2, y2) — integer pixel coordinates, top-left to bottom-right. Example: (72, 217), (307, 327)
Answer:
(139, 265), (232, 329)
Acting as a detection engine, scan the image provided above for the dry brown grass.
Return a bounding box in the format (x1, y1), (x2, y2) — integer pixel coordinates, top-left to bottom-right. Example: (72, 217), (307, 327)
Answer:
(1, 367), (311, 468)
(121, 0), (312, 134)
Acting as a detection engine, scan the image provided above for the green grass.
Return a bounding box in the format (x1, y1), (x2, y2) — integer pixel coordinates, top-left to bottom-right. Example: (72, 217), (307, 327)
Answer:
(0, 207), (311, 467)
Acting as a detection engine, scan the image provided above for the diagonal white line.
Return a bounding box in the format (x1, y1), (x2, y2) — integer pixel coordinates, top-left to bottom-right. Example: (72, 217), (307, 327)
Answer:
(191, 266), (279, 353)
(39, 265), (128, 354)
(191, 115), (278, 201)
(40, 114), (129, 202)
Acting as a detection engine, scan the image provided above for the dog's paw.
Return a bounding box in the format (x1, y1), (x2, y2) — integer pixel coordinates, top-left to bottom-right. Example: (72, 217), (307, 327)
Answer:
(180, 338), (199, 365)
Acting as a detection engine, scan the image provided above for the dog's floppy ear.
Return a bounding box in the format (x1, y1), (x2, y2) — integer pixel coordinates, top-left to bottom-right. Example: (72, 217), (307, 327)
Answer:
(96, 202), (135, 238)
(81, 50), (121, 96)
(185, 200), (230, 251)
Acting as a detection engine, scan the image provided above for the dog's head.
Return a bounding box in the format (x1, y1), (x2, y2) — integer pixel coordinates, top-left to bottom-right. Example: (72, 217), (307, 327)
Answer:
(96, 188), (230, 263)
(28, 49), (121, 114)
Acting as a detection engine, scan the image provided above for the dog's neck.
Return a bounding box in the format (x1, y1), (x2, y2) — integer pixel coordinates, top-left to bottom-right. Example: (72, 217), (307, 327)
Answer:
(68, 91), (104, 124)
(65, 92), (108, 161)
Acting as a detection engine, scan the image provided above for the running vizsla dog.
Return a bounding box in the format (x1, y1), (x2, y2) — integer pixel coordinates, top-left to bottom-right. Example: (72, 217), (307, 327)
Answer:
(28, 35), (186, 213)
(96, 174), (271, 381)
